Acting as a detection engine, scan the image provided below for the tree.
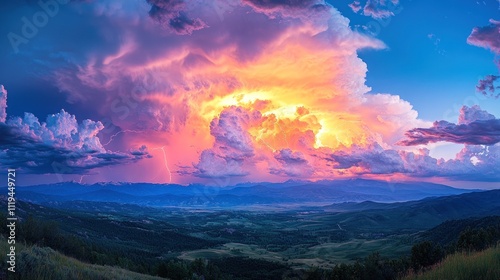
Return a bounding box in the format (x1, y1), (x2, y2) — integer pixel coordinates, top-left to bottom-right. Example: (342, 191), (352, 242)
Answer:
(411, 241), (444, 271)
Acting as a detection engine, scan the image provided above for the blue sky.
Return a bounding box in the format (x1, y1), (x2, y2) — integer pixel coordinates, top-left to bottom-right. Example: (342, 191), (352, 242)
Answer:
(335, 0), (500, 121)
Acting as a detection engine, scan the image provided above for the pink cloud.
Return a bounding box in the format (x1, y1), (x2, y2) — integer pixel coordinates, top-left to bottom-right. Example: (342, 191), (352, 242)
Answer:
(467, 19), (500, 54)
(348, 1), (362, 13)
(458, 105), (496, 125)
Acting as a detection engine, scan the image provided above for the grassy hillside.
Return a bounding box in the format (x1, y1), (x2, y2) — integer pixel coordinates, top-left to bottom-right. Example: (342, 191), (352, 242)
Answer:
(404, 246), (500, 280)
(0, 238), (164, 280)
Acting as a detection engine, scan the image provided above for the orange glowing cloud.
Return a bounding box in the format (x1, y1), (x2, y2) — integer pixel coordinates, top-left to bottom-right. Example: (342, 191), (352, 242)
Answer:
(49, 0), (453, 184)
(113, 19), (428, 181)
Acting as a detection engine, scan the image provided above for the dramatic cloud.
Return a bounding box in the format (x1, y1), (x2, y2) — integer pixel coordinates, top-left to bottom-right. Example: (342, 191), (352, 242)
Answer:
(0, 85), (6, 123)
(399, 106), (500, 146)
(38, 1), (422, 182)
(0, 90), (150, 174)
(5, 0), (497, 184)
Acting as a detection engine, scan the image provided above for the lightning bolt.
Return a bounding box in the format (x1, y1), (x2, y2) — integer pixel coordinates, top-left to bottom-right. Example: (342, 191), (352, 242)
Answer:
(151, 146), (173, 183)
(78, 175), (86, 184)
(101, 129), (172, 183)
(260, 138), (275, 152)
(102, 130), (142, 147)
(276, 121), (290, 148)
(257, 130), (275, 152)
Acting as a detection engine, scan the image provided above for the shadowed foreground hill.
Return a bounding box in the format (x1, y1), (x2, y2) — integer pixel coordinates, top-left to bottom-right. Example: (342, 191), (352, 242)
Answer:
(405, 246), (500, 280)
(0, 238), (164, 280)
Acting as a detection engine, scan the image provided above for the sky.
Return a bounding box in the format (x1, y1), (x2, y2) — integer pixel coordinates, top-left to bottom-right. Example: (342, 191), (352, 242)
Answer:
(0, 0), (499, 188)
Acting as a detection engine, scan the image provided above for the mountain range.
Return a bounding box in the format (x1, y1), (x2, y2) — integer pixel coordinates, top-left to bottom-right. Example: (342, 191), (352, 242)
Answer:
(9, 179), (476, 208)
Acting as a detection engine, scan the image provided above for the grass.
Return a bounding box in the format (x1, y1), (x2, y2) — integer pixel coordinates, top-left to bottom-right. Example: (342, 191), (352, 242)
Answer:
(0, 237), (164, 280)
(404, 246), (500, 280)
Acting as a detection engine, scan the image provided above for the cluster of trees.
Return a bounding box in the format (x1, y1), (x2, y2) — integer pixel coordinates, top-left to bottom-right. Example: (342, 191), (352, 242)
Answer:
(457, 226), (500, 252)
(156, 257), (290, 280)
(157, 259), (230, 280)
(291, 225), (500, 280)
